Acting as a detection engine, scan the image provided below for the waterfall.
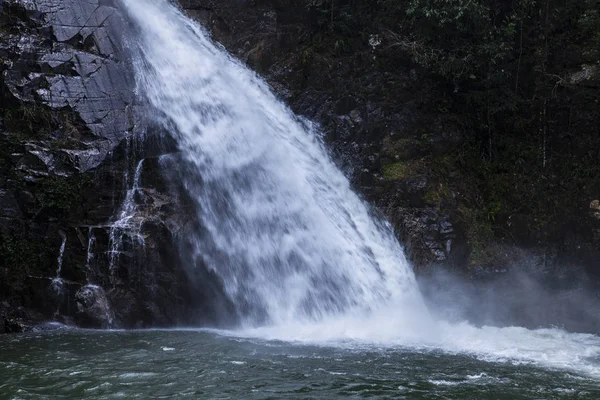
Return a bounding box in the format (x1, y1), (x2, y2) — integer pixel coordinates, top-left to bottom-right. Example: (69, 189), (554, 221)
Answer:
(121, 0), (427, 327)
(50, 231), (67, 295)
(113, 0), (600, 376)
(108, 158), (145, 272)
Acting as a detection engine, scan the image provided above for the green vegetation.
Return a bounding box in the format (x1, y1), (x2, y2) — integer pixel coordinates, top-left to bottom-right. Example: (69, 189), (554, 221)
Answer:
(301, 0), (600, 263)
(423, 183), (449, 208)
(382, 159), (425, 181)
(382, 162), (410, 180)
(2, 104), (54, 137)
(33, 175), (91, 219)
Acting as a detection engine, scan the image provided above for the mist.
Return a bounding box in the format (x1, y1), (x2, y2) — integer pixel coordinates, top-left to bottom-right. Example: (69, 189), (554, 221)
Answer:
(419, 256), (600, 334)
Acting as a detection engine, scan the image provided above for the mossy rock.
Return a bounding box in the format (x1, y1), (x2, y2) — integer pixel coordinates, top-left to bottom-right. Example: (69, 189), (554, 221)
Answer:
(423, 182), (450, 207)
(2, 104), (54, 137)
(381, 159), (426, 181)
(382, 162), (410, 180)
(382, 136), (417, 159)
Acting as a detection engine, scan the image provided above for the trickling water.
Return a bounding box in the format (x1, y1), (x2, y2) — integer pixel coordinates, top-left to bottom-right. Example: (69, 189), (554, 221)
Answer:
(119, 0), (600, 378)
(85, 227), (96, 280)
(50, 231), (67, 297)
(109, 158), (145, 271)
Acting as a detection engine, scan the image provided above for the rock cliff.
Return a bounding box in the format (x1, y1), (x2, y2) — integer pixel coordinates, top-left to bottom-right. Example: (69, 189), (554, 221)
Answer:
(1, 0), (599, 333)
(0, 0), (233, 332)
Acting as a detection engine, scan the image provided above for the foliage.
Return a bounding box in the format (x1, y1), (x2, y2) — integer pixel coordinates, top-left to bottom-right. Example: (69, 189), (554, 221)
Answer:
(382, 162), (410, 180)
(423, 182), (450, 207)
(304, 0), (376, 40)
(0, 235), (51, 294)
(33, 175), (91, 219)
(578, 0), (600, 61)
(379, 0), (599, 251)
(2, 104), (54, 136)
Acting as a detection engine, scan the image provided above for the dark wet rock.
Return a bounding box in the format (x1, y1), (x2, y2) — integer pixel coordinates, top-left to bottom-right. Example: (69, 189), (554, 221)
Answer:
(2, 0), (136, 172)
(0, 189), (22, 219)
(0, 302), (8, 333)
(380, 175), (430, 208)
(1, 0), (230, 332)
(75, 285), (113, 328)
(0, 301), (47, 333)
(590, 200), (600, 220)
(391, 208), (460, 268)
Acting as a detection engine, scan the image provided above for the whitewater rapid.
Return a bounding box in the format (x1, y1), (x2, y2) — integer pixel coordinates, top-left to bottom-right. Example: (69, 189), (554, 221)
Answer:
(121, 0), (600, 378)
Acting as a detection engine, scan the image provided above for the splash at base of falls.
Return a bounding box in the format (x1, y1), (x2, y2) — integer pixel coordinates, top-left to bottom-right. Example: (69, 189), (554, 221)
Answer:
(228, 310), (600, 378)
(119, 0), (600, 379)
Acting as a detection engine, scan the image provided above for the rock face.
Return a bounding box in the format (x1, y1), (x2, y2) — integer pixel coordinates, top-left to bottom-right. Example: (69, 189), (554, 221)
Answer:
(3, 0), (135, 154)
(0, 0), (232, 332)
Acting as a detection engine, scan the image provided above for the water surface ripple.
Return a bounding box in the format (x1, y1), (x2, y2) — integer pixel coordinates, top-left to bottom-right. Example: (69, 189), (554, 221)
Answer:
(1, 329), (599, 399)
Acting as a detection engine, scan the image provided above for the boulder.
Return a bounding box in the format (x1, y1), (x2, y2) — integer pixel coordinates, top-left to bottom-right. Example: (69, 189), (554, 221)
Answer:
(75, 285), (113, 328)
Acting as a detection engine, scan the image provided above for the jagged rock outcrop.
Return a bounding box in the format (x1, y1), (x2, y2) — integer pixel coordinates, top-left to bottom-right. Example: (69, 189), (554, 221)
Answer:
(2, 0), (135, 169)
(0, 0), (231, 332)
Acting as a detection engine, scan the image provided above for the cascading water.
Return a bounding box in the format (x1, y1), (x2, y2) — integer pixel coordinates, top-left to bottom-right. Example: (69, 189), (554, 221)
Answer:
(120, 0), (600, 377)
(122, 0), (426, 327)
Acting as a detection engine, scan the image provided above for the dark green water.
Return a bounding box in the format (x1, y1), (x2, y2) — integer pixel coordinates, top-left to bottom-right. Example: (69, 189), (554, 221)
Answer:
(1, 329), (599, 399)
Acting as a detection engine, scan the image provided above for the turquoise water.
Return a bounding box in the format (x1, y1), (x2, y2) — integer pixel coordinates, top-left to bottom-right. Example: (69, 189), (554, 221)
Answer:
(1, 329), (599, 399)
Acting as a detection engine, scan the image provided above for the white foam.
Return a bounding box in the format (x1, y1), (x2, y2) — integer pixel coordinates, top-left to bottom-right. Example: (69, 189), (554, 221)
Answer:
(316, 368), (346, 375)
(429, 379), (461, 386)
(119, 372), (158, 379)
(122, 0), (424, 326)
(121, 0), (600, 382)
(227, 316), (600, 378)
(553, 388), (577, 394)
